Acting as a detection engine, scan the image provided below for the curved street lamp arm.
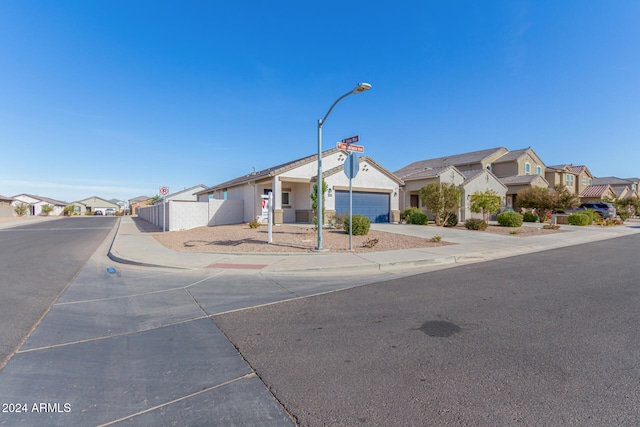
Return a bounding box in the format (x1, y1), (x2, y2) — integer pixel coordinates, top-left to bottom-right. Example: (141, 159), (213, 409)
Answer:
(320, 90), (355, 126)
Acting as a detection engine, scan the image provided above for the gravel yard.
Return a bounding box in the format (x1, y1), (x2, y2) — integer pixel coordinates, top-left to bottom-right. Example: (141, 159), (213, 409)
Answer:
(150, 222), (451, 253)
(144, 218), (566, 254)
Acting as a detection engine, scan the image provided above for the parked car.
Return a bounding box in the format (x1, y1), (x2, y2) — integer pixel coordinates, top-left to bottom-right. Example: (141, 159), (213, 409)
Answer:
(104, 208), (115, 216)
(555, 202), (616, 219)
(94, 210), (103, 215)
(577, 202), (616, 219)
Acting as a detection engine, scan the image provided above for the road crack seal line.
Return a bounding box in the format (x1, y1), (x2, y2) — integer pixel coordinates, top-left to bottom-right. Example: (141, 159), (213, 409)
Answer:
(95, 373), (257, 427)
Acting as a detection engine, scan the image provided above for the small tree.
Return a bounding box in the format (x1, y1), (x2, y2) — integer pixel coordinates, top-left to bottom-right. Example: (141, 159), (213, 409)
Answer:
(13, 202), (29, 217)
(603, 195), (636, 222)
(469, 190), (502, 222)
(310, 179), (328, 229)
(517, 185), (578, 222)
(418, 182), (461, 226)
(64, 205), (75, 216)
(41, 204), (54, 216)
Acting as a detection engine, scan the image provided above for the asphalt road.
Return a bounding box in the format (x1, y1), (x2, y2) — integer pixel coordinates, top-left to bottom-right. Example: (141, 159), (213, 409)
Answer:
(214, 234), (640, 426)
(0, 217), (117, 369)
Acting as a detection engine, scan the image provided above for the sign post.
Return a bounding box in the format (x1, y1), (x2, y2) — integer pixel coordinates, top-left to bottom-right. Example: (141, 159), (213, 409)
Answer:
(159, 186), (170, 232)
(260, 193), (273, 244)
(343, 152), (360, 251)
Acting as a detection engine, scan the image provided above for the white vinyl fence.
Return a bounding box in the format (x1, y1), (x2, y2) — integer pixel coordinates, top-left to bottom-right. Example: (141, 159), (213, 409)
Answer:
(138, 200), (244, 231)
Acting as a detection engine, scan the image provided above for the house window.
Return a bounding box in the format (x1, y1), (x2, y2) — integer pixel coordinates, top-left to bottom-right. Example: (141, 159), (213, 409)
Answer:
(525, 163), (531, 175)
(281, 191), (291, 206)
(589, 179), (593, 185)
(223, 190), (228, 200)
(536, 166), (542, 175)
(582, 177), (587, 185)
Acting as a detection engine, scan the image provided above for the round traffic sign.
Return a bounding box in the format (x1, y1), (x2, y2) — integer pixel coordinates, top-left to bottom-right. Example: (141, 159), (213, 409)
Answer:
(159, 186), (169, 196)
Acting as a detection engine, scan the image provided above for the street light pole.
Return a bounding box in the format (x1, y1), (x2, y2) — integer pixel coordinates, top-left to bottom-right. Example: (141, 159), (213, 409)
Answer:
(316, 82), (372, 251)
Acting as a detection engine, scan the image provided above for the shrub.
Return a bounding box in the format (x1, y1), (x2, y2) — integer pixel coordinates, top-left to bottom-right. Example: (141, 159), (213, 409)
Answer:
(430, 235), (442, 242)
(408, 210), (429, 225)
(497, 211), (523, 227)
(567, 213), (591, 226)
(464, 218), (488, 231)
(362, 238), (379, 248)
(523, 212), (538, 222)
(249, 220), (261, 228)
(400, 207), (421, 223)
(580, 209), (597, 223)
(444, 213), (458, 227)
(343, 214), (371, 235)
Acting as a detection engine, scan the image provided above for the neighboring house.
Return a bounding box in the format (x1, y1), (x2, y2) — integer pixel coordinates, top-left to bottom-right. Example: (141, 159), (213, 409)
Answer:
(394, 163), (507, 221)
(0, 194), (15, 218)
(395, 146), (545, 212)
(195, 148), (403, 224)
(129, 196), (154, 215)
(67, 201), (88, 215)
(490, 147), (546, 178)
(498, 175), (549, 209)
(152, 185), (208, 205)
(109, 199), (127, 212)
(593, 177), (638, 199)
(11, 194), (68, 216)
(545, 165), (580, 194)
(579, 184), (617, 202)
(76, 196), (120, 214)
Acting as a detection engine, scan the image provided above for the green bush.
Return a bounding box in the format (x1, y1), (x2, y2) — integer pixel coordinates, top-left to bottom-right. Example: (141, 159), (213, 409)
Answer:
(567, 213), (591, 226)
(497, 211), (523, 227)
(400, 207), (421, 223)
(579, 209), (597, 223)
(343, 214), (371, 235)
(408, 210), (429, 225)
(249, 220), (261, 228)
(523, 212), (538, 222)
(444, 213), (458, 227)
(464, 218), (488, 231)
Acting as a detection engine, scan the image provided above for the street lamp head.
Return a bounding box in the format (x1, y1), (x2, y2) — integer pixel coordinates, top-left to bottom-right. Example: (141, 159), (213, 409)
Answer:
(353, 82), (372, 94)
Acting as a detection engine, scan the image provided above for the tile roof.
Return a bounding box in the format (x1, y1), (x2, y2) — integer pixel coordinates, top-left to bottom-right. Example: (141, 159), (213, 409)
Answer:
(580, 184), (613, 197)
(492, 148), (529, 163)
(197, 149), (341, 194)
(13, 194), (68, 205)
(395, 164), (460, 181)
(394, 147), (507, 177)
(498, 174), (548, 185)
(592, 176), (633, 186)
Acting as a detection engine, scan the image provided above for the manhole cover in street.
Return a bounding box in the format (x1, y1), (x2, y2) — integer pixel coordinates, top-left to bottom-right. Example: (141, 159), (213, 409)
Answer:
(419, 320), (460, 337)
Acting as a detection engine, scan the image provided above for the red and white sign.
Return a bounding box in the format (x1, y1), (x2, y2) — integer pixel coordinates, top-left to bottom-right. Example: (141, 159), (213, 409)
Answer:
(159, 186), (170, 196)
(337, 142), (364, 153)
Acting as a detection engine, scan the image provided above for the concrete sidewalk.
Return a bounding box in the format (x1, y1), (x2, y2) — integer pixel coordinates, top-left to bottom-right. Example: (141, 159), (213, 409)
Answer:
(109, 216), (640, 274)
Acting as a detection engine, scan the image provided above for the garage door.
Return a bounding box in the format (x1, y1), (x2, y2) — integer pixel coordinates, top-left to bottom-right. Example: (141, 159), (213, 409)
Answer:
(335, 191), (390, 223)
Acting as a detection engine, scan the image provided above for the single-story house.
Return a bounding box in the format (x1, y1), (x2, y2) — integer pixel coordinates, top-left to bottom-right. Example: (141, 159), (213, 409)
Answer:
(11, 194), (68, 216)
(195, 148), (403, 224)
(76, 196), (120, 214)
(0, 194), (15, 218)
(152, 185), (208, 205)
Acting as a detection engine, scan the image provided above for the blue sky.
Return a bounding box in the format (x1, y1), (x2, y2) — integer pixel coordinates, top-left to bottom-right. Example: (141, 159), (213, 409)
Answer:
(1, 1), (639, 203)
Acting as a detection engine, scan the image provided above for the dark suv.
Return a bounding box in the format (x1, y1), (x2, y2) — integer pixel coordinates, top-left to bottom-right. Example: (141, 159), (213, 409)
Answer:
(576, 202), (616, 219)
